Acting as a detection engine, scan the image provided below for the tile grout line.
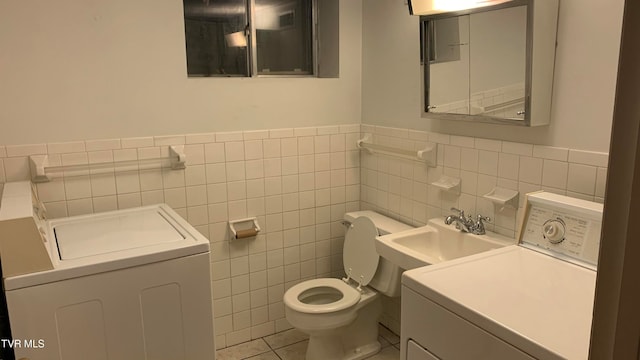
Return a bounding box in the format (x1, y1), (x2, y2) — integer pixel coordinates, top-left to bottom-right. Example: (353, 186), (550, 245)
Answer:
(229, 324), (398, 359)
(258, 336), (296, 360)
(241, 349), (278, 360)
(272, 338), (308, 351)
(265, 338), (309, 360)
(253, 338), (277, 360)
(262, 337), (278, 352)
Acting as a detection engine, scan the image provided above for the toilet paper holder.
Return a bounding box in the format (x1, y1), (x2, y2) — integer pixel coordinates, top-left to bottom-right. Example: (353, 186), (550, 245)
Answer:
(228, 217), (261, 240)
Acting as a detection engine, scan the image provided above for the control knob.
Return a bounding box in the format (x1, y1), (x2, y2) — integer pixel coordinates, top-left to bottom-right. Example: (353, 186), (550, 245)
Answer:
(543, 218), (566, 244)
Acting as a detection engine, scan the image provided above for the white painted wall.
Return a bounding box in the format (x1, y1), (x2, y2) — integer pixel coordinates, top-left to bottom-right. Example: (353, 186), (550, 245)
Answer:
(0, 0), (362, 145)
(362, 0), (624, 152)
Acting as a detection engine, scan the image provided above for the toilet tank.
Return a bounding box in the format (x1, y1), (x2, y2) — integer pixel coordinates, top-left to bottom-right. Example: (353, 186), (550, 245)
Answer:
(344, 211), (413, 297)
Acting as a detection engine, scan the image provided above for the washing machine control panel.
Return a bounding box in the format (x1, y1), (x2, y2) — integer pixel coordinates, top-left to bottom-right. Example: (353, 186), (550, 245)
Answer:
(521, 192), (603, 268)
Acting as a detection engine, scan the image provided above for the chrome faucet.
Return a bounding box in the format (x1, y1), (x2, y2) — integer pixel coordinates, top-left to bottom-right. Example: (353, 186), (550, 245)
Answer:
(444, 208), (491, 235)
(445, 208), (474, 232)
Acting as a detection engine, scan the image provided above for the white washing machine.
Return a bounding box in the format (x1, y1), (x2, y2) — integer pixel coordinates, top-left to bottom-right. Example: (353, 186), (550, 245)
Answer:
(0, 183), (215, 360)
(400, 192), (603, 360)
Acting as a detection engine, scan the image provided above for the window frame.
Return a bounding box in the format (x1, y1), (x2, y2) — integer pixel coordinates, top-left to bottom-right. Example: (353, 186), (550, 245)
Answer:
(183, 0), (320, 78)
(249, 0), (318, 77)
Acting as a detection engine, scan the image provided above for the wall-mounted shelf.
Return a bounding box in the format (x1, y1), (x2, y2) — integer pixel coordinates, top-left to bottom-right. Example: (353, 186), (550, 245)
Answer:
(29, 145), (186, 183)
(431, 175), (461, 195)
(357, 134), (436, 167)
(483, 187), (519, 210)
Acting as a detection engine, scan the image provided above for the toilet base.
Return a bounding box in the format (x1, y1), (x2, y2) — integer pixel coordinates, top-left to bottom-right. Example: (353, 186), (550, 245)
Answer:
(303, 296), (382, 360)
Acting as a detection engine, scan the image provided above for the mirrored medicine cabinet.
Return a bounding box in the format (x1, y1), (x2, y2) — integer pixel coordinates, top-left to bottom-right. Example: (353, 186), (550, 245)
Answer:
(419, 0), (559, 126)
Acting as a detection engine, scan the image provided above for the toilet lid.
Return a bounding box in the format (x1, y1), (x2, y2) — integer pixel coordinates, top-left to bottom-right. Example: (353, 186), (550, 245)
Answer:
(343, 216), (380, 286)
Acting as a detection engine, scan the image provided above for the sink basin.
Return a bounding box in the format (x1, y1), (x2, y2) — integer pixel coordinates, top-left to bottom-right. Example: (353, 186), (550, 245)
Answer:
(375, 218), (516, 270)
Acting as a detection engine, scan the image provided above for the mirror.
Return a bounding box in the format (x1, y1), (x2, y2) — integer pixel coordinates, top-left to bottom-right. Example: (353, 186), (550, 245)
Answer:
(421, 0), (559, 126)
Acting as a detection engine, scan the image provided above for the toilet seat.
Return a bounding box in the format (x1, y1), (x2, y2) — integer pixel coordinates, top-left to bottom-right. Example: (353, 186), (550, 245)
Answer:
(284, 278), (361, 314)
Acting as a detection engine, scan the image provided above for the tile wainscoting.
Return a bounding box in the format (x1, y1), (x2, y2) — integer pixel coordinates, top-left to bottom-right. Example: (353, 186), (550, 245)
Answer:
(0, 124), (361, 349)
(359, 124), (607, 236)
(359, 124), (608, 333)
(0, 123), (609, 347)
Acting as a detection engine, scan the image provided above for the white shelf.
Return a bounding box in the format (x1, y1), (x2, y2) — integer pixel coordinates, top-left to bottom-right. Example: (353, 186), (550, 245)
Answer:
(483, 187), (519, 209)
(431, 175), (461, 195)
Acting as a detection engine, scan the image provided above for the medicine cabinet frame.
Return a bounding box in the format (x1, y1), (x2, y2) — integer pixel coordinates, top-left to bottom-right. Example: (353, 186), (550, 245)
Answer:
(419, 0), (559, 126)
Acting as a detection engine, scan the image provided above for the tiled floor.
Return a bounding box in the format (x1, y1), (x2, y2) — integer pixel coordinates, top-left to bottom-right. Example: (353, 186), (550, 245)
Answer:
(216, 324), (401, 360)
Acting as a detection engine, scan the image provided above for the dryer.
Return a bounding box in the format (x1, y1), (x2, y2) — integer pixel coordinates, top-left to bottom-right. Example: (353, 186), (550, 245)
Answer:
(0, 182), (215, 360)
(400, 191), (603, 360)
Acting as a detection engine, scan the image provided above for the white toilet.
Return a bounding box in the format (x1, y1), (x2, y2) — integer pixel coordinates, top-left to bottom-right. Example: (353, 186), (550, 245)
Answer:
(283, 211), (412, 360)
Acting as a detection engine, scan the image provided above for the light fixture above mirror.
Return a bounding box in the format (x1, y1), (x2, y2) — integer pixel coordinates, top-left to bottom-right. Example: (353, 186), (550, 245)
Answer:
(409, 0), (515, 16)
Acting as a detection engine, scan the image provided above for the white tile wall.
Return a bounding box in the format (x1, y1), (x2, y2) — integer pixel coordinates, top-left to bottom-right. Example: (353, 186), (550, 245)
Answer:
(0, 125), (361, 350)
(0, 123), (610, 348)
(358, 125), (609, 335)
(360, 125), (609, 239)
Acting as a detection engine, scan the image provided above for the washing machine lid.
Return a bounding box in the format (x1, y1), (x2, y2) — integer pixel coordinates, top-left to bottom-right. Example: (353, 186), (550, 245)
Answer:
(4, 204), (210, 291)
(343, 216), (379, 286)
(54, 208), (185, 260)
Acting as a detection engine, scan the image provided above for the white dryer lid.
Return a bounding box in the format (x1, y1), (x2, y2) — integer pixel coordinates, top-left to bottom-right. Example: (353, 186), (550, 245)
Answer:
(54, 208), (186, 260)
(343, 216), (380, 286)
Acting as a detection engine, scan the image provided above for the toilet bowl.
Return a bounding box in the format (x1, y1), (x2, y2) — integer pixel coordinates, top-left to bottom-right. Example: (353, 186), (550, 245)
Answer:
(283, 211), (412, 360)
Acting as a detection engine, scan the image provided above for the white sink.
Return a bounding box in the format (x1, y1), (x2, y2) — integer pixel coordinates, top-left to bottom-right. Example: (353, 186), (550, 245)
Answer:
(375, 218), (516, 270)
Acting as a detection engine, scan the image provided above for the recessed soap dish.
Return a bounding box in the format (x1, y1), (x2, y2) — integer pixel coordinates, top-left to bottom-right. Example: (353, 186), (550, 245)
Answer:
(431, 175), (461, 195)
(483, 187), (519, 209)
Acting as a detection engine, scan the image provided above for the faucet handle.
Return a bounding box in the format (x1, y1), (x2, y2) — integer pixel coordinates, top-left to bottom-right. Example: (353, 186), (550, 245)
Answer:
(474, 215), (491, 235)
(450, 207), (464, 218)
